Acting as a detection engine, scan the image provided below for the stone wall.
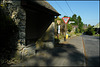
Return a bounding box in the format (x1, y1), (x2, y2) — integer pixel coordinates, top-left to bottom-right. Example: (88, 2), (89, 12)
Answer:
(36, 22), (55, 49)
(2, 0), (36, 60)
(1, 0), (55, 63)
(2, 0), (26, 45)
(1, 0), (27, 61)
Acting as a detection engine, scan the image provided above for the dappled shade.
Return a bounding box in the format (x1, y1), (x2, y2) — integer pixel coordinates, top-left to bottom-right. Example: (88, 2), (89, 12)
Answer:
(13, 43), (85, 66)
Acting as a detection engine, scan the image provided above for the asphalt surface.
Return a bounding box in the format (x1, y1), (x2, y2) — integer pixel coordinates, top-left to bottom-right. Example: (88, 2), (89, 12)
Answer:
(81, 35), (100, 66)
(12, 36), (85, 66)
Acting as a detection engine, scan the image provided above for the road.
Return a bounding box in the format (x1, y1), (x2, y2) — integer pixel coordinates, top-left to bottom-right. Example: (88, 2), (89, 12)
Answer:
(81, 35), (100, 66)
(12, 36), (85, 66)
(11, 35), (99, 66)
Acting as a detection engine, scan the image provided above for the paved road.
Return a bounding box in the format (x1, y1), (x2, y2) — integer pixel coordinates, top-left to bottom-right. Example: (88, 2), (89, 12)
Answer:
(12, 36), (85, 66)
(81, 35), (100, 66)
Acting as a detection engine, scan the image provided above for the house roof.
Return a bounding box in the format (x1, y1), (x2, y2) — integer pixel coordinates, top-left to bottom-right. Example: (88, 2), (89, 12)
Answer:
(31, 0), (60, 16)
(33, 1), (59, 14)
(22, 0), (60, 16)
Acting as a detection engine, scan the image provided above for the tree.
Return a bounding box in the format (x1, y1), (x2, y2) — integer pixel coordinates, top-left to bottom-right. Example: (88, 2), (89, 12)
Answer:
(72, 14), (77, 20)
(77, 16), (82, 24)
(54, 16), (61, 24)
(75, 28), (79, 33)
(88, 24), (91, 27)
(85, 25), (95, 35)
(77, 16), (84, 33)
(67, 24), (72, 32)
(64, 16), (68, 17)
(71, 14), (78, 25)
(69, 17), (74, 21)
(78, 22), (84, 33)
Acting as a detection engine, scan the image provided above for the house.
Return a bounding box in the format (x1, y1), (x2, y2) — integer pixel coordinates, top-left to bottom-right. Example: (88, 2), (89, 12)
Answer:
(71, 25), (78, 32)
(83, 24), (88, 30)
(0, 0), (60, 60)
(93, 23), (100, 34)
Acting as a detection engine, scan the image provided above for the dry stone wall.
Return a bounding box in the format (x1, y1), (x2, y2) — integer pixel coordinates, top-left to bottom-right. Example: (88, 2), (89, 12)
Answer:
(1, 0), (35, 60)
(1, 0), (55, 61)
(2, 0), (26, 45)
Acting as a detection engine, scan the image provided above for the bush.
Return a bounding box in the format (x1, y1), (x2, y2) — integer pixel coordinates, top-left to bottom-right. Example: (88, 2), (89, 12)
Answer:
(75, 28), (79, 33)
(67, 24), (72, 32)
(85, 26), (95, 35)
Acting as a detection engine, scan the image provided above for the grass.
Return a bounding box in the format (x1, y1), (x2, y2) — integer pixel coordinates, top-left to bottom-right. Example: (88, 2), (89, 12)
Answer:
(55, 35), (64, 39)
(93, 34), (100, 37)
(55, 32), (76, 39)
(55, 32), (83, 40)
(68, 32), (75, 36)
(75, 33), (82, 36)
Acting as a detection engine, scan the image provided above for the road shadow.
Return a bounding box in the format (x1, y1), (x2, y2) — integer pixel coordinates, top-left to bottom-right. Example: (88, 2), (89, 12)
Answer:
(14, 43), (86, 66)
(87, 56), (100, 66)
(13, 42), (100, 66)
(11, 35), (99, 66)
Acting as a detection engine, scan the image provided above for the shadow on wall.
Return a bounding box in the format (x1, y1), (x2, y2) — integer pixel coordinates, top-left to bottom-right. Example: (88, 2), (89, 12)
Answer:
(0, 7), (19, 66)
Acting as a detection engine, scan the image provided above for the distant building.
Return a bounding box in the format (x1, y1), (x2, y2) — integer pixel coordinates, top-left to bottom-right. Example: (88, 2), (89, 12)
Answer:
(71, 25), (78, 32)
(83, 24), (88, 30)
(93, 23), (100, 34)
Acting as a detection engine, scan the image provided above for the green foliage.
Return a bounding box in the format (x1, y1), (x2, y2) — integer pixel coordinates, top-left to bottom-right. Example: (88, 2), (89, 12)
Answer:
(54, 16), (62, 24)
(67, 24), (72, 32)
(77, 16), (81, 23)
(78, 22), (84, 33)
(69, 17), (74, 21)
(88, 24), (91, 27)
(70, 14), (77, 25)
(74, 16), (84, 33)
(76, 33), (82, 36)
(64, 16), (68, 17)
(85, 25), (95, 35)
(94, 34), (100, 37)
(75, 28), (79, 33)
(54, 14), (84, 34)
(72, 14), (77, 20)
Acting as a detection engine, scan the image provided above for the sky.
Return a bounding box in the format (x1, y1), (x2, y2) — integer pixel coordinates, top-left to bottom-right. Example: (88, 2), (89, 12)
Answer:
(47, 1), (99, 26)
